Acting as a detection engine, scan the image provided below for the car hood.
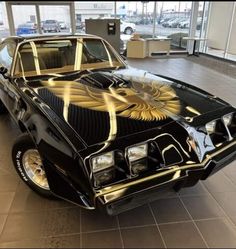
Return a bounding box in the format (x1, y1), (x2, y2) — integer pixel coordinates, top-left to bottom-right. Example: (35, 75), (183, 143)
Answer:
(27, 67), (229, 146)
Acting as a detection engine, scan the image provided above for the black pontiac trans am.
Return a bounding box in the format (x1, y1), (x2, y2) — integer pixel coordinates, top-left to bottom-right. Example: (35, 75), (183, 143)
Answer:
(0, 35), (236, 215)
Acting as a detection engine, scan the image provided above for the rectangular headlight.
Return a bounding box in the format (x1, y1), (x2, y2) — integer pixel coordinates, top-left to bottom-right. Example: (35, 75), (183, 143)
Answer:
(223, 113), (233, 126)
(206, 120), (216, 134)
(127, 143), (148, 162)
(91, 152), (114, 173)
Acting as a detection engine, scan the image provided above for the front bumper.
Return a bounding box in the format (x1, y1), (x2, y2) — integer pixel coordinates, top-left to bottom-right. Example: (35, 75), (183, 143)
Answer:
(95, 140), (236, 215)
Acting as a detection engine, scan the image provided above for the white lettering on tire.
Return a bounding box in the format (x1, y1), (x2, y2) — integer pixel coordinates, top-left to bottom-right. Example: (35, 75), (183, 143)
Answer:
(16, 150), (28, 182)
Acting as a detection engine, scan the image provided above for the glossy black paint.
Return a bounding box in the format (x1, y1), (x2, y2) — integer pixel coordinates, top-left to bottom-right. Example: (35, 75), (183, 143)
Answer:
(0, 35), (236, 213)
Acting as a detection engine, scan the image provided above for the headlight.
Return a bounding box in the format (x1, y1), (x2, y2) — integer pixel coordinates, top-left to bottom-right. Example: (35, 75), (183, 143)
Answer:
(206, 120), (216, 134)
(127, 143), (148, 162)
(223, 113), (233, 126)
(91, 152), (114, 173)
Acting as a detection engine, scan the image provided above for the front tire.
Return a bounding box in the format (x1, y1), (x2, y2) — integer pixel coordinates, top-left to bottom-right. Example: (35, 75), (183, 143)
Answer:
(12, 134), (53, 198)
(124, 27), (133, 35)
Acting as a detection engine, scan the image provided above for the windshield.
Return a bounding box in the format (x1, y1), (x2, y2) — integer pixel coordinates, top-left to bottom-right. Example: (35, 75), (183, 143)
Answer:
(14, 38), (125, 77)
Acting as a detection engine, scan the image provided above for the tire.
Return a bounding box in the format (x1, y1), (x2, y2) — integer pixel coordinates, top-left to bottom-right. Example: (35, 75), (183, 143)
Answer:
(124, 27), (133, 35)
(0, 100), (8, 114)
(12, 134), (53, 198)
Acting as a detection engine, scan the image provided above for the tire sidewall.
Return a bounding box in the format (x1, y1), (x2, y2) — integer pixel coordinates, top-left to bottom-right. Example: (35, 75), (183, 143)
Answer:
(12, 135), (52, 197)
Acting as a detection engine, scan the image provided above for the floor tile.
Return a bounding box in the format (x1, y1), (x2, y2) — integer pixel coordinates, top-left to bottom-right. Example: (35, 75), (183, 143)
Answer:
(0, 239), (43, 248)
(203, 172), (236, 194)
(45, 198), (76, 210)
(121, 225), (164, 248)
(223, 170), (236, 186)
(212, 192), (236, 217)
(0, 207), (81, 242)
(150, 197), (191, 224)
(81, 209), (118, 232)
(41, 207), (81, 237)
(223, 161), (236, 175)
(118, 204), (155, 228)
(9, 189), (46, 213)
(0, 215), (7, 235)
(178, 182), (209, 196)
(159, 221), (207, 248)
(181, 195), (224, 220)
(0, 192), (15, 214)
(43, 234), (81, 248)
(82, 230), (122, 248)
(0, 212), (45, 242)
(0, 175), (19, 192)
(0, 235), (81, 248)
(196, 218), (236, 248)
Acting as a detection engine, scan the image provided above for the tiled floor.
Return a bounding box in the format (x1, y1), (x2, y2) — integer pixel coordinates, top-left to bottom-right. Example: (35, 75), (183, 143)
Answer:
(0, 56), (236, 248)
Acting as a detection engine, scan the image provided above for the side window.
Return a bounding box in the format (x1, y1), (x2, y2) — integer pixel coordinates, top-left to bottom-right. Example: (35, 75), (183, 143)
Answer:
(0, 42), (16, 71)
(83, 39), (109, 60)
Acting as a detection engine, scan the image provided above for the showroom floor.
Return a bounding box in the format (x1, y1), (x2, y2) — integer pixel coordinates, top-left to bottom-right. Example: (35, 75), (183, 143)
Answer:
(1, 55), (236, 248)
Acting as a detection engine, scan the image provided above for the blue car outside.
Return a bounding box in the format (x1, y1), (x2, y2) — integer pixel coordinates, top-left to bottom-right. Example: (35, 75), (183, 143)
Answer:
(16, 23), (37, 35)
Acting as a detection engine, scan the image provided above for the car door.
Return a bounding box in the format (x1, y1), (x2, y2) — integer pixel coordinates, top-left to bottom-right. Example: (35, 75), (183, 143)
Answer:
(0, 40), (16, 109)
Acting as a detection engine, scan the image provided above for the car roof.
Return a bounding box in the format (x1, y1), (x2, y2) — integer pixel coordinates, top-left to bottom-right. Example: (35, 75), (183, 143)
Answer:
(2, 34), (100, 44)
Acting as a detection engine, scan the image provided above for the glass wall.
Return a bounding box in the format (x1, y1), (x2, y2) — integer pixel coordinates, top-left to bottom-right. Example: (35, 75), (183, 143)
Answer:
(0, 2), (10, 40)
(39, 5), (71, 35)
(12, 5), (39, 36)
(156, 1), (192, 51)
(75, 1), (115, 33)
(202, 1), (236, 61)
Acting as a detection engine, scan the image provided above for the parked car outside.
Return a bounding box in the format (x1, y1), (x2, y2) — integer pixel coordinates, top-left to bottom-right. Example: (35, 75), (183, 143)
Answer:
(169, 17), (187, 28)
(179, 18), (190, 29)
(120, 20), (136, 35)
(43, 20), (61, 33)
(58, 21), (67, 30)
(1, 35), (236, 215)
(162, 17), (176, 27)
(16, 22), (37, 35)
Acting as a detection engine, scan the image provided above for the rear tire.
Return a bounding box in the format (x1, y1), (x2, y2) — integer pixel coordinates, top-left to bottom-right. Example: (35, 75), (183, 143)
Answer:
(12, 134), (54, 198)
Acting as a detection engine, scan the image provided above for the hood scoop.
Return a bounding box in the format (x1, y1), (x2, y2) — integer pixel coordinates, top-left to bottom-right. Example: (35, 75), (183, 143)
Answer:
(79, 72), (131, 89)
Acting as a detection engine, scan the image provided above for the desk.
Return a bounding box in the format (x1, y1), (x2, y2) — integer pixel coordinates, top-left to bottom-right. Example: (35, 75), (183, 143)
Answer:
(126, 39), (147, 58)
(146, 37), (171, 56)
(182, 37), (207, 56)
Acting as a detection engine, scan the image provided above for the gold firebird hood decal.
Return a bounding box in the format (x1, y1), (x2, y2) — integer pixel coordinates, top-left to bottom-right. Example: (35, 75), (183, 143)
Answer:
(41, 80), (181, 121)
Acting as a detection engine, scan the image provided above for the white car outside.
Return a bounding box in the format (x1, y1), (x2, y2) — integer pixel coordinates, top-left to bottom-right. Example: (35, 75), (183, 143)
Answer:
(120, 21), (136, 35)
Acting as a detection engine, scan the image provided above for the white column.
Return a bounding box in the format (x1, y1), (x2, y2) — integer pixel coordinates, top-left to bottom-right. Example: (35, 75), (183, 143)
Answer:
(152, 1), (157, 38)
(188, 1), (199, 54)
(35, 4), (42, 34)
(70, 1), (76, 34)
(224, 1), (236, 58)
(114, 1), (117, 18)
(5, 2), (15, 35)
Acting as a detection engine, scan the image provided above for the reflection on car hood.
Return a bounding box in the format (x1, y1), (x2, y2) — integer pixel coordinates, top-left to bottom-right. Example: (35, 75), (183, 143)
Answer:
(27, 67), (228, 146)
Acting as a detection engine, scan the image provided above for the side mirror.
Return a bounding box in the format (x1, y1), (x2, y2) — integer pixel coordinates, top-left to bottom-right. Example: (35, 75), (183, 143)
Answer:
(0, 66), (9, 79)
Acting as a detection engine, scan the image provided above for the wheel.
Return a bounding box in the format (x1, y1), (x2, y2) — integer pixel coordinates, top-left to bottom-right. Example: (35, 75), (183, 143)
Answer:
(12, 134), (53, 198)
(124, 27), (133, 35)
(0, 100), (8, 114)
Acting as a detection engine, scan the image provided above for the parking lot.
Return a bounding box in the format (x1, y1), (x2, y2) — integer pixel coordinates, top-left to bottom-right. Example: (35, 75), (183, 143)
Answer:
(0, 24), (194, 40)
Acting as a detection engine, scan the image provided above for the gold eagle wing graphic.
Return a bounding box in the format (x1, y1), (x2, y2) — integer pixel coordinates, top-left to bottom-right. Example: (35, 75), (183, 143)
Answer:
(41, 80), (181, 121)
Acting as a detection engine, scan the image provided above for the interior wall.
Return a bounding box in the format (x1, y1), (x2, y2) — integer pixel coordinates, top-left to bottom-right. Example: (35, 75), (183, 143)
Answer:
(228, 6), (236, 54)
(207, 1), (233, 50)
